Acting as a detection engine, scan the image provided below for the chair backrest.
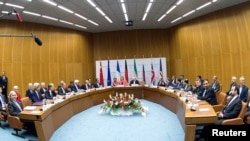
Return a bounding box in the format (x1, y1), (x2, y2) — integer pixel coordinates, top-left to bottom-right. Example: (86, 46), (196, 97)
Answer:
(216, 92), (227, 106)
(5, 104), (24, 129)
(20, 97), (32, 108)
(237, 102), (247, 119)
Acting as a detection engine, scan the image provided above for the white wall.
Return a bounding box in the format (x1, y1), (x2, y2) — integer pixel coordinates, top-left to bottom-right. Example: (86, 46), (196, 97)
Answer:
(96, 57), (167, 86)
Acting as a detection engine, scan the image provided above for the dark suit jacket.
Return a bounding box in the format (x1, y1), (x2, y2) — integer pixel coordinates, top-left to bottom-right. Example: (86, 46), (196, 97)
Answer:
(192, 85), (204, 96)
(58, 86), (68, 95)
(157, 80), (166, 87)
(81, 84), (92, 90)
(40, 87), (48, 94)
(8, 100), (23, 116)
(198, 87), (217, 105)
(239, 85), (248, 102)
(129, 80), (140, 86)
(222, 96), (242, 119)
(211, 81), (220, 93)
(70, 84), (80, 92)
(226, 82), (237, 95)
(182, 84), (193, 92)
(0, 94), (7, 110)
(30, 90), (43, 103)
(94, 82), (102, 88)
(45, 90), (56, 99)
(26, 89), (34, 98)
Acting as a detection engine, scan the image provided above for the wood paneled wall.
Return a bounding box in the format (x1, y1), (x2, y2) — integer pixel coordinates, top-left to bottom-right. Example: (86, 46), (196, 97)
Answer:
(1, 1), (250, 96)
(93, 1), (250, 91)
(168, 2), (250, 90)
(0, 21), (93, 96)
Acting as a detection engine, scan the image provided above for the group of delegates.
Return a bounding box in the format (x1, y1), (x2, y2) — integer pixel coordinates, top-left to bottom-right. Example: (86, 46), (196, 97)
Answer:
(157, 74), (250, 125)
(111, 76), (140, 87)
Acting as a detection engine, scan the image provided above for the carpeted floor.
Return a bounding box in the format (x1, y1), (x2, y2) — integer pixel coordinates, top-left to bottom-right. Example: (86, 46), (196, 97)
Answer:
(0, 100), (184, 141)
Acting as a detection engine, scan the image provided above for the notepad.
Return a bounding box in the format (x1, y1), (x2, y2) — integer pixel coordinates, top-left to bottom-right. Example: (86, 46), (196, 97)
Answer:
(31, 111), (40, 114)
(23, 106), (36, 111)
(199, 108), (210, 112)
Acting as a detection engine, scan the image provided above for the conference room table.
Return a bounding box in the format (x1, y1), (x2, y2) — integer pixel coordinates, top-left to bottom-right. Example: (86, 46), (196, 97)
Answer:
(20, 86), (217, 141)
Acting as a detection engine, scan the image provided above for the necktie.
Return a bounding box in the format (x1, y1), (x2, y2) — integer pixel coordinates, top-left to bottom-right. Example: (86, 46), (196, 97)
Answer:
(86, 84), (88, 89)
(202, 89), (206, 97)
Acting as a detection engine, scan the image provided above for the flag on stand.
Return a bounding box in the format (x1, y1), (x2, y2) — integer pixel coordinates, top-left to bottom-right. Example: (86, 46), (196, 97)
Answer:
(134, 59), (138, 77)
(142, 64), (146, 83)
(125, 59), (129, 82)
(107, 60), (111, 86)
(116, 60), (121, 79)
(159, 58), (163, 77)
(99, 61), (104, 86)
(151, 63), (155, 85)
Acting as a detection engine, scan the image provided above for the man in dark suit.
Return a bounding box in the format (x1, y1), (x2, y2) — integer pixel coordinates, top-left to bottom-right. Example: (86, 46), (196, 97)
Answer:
(94, 78), (102, 88)
(226, 76), (237, 95)
(30, 83), (44, 103)
(197, 79), (217, 105)
(81, 79), (92, 90)
(129, 76), (140, 86)
(0, 71), (8, 98)
(70, 80), (80, 92)
(238, 76), (249, 102)
(211, 75), (220, 94)
(192, 79), (204, 96)
(58, 82), (69, 95)
(45, 83), (57, 99)
(216, 86), (242, 125)
(182, 79), (193, 92)
(40, 82), (48, 95)
(0, 87), (7, 118)
(26, 83), (34, 98)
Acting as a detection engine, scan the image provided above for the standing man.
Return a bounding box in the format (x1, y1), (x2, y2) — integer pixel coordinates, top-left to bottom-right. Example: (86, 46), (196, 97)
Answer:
(0, 71), (8, 98)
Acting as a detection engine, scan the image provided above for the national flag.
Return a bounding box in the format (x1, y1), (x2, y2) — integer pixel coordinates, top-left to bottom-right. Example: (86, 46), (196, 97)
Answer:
(125, 59), (129, 82)
(159, 58), (163, 77)
(151, 63), (155, 85)
(142, 64), (146, 83)
(116, 60), (121, 79)
(107, 60), (111, 86)
(134, 59), (138, 77)
(99, 61), (104, 86)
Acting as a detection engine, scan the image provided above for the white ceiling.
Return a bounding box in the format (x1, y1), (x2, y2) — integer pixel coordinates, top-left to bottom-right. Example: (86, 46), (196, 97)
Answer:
(0, 0), (249, 33)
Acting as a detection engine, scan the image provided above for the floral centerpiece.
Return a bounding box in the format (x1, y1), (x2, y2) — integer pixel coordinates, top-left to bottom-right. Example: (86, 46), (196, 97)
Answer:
(98, 92), (148, 117)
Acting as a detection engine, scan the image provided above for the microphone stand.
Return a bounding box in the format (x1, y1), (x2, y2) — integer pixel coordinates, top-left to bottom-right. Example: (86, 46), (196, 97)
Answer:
(0, 33), (43, 46)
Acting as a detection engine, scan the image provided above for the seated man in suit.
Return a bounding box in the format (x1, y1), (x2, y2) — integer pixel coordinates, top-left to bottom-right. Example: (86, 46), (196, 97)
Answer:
(40, 82), (47, 95)
(94, 78), (102, 88)
(182, 79), (193, 92)
(192, 79), (204, 96)
(45, 83), (57, 99)
(0, 87), (7, 118)
(211, 75), (220, 94)
(226, 76), (237, 95)
(129, 76), (140, 86)
(70, 80), (80, 92)
(172, 78), (183, 90)
(26, 83), (34, 98)
(81, 79), (93, 90)
(238, 76), (249, 102)
(58, 82), (70, 95)
(30, 82), (44, 103)
(157, 76), (166, 87)
(216, 86), (242, 125)
(197, 79), (217, 105)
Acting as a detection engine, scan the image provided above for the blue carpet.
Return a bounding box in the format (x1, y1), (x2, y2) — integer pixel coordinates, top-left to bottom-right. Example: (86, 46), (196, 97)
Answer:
(0, 100), (184, 141)
(51, 99), (184, 141)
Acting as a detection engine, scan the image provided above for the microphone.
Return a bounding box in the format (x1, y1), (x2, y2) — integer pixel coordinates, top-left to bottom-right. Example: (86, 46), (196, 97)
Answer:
(31, 33), (43, 46)
(13, 9), (23, 22)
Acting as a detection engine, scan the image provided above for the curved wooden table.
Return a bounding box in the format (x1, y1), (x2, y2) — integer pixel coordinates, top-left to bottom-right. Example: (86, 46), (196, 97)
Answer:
(20, 86), (217, 141)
